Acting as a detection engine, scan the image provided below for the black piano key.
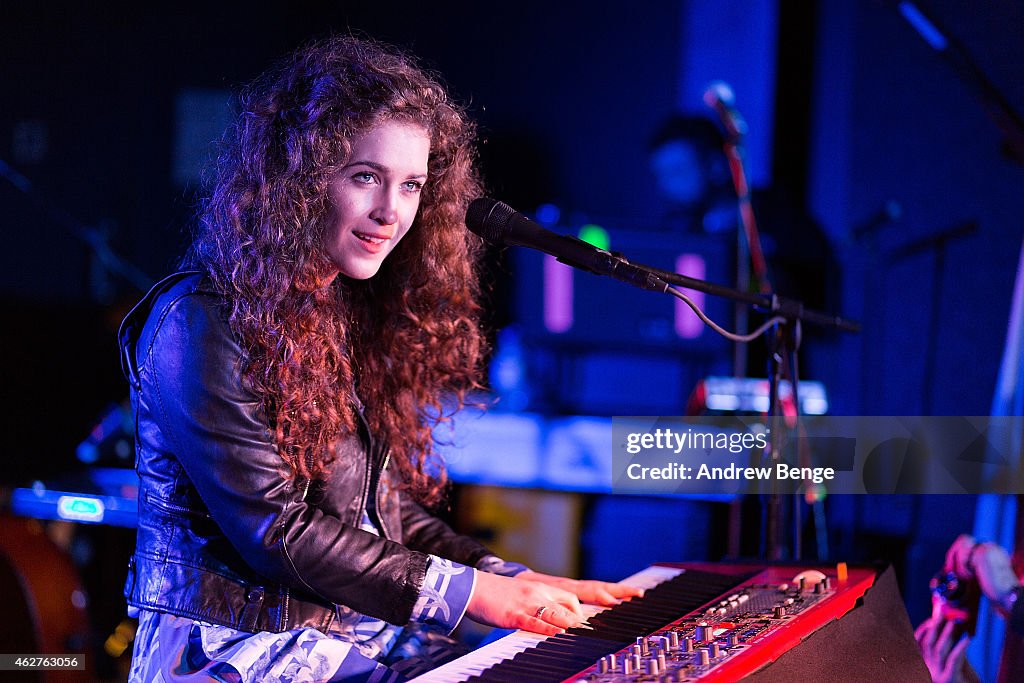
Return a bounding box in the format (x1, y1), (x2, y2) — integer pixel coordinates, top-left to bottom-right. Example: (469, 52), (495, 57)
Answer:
(525, 645), (606, 665)
(472, 659), (575, 678)
(509, 653), (591, 670)
(533, 639), (610, 656)
(563, 626), (623, 641)
(470, 655), (593, 681)
(588, 610), (679, 631)
(464, 669), (532, 683)
(545, 633), (619, 649)
(575, 624), (648, 641)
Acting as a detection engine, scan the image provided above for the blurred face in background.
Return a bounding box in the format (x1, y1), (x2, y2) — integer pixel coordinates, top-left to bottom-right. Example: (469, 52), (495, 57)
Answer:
(649, 139), (709, 208)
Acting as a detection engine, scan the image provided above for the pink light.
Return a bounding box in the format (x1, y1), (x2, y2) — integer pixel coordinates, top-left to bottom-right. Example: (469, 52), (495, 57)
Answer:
(543, 254), (573, 333)
(674, 254), (705, 339)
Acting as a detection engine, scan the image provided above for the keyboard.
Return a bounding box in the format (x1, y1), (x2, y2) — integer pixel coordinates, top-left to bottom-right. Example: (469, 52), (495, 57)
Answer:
(408, 562), (876, 682)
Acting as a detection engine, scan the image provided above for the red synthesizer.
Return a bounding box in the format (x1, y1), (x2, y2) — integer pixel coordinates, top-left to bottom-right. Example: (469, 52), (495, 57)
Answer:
(410, 562), (877, 682)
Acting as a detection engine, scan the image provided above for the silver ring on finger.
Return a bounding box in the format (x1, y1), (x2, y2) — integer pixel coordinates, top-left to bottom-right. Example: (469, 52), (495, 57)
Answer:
(534, 605), (548, 619)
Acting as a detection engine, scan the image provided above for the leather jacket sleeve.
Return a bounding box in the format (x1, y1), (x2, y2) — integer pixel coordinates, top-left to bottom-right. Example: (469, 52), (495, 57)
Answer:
(399, 494), (492, 567)
(139, 290), (430, 625)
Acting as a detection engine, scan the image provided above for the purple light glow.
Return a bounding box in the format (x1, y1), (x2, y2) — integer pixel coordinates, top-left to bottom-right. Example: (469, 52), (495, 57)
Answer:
(543, 254), (573, 333)
(674, 254), (705, 339)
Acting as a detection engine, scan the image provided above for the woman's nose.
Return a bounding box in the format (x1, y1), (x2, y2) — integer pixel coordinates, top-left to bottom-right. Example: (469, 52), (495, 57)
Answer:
(370, 190), (399, 225)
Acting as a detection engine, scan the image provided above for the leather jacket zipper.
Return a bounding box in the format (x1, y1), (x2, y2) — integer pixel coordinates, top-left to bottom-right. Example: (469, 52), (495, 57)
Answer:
(352, 403), (391, 540)
(353, 404), (375, 532)
(374, 450), (392, 539)
(144, 490), (212, 519)
(358, 454), (372, 529)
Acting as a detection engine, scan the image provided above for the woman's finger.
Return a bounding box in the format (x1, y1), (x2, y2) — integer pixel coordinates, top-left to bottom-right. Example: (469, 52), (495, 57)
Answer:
(939, 634), (970, 682)
(944, 534), (975, 577)
(914, 618), (930, 644)
(522, 615), (563, 637)
(935, 619), (956, 661)
(521, 603), (579, 635)
(590, 587), (620, 606)
(542, 604), (582, 629)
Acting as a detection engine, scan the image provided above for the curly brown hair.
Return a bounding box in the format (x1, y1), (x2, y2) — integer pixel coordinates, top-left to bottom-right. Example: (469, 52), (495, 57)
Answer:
(187, 36), (486, 506)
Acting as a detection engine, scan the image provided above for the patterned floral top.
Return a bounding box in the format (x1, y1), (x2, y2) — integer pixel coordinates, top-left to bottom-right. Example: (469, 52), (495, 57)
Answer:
(127, 510), (492, 682)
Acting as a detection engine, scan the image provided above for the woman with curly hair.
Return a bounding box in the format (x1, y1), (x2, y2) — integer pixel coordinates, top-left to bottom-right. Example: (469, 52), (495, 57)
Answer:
(119, 36), (639, 681)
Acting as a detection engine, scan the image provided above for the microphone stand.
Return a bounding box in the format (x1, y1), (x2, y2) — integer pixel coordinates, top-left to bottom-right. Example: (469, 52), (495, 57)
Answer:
(894, 1), (1024, 164)
(0, 158), (153, 296)
(639, 263), (859, 333)
(470, 195), (858, 559)
(625, 260), (858, 560)
(655, 79), (858, 556)
(884, 220), (976, 414)
(721, 131), (772, 378)
(703, 83), (773, 377)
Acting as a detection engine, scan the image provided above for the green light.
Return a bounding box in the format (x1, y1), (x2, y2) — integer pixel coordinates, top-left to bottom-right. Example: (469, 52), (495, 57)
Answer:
(577, 224), (609, 251)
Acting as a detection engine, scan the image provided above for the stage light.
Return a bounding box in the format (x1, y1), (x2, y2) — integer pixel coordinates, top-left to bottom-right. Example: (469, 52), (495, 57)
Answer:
(577, 224), (609, 251)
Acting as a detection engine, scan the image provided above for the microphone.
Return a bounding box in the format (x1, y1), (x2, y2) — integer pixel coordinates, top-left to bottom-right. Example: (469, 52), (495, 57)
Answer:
(465, 198), (668, 292)
(703, 81), (748, 140)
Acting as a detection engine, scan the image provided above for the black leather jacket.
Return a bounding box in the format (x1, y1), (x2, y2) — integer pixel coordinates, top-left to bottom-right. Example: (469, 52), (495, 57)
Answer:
(119, 272), (491, 632)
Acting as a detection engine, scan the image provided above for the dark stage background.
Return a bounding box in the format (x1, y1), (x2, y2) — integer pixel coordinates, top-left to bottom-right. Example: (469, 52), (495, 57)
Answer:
(1, 0), (1022, 679)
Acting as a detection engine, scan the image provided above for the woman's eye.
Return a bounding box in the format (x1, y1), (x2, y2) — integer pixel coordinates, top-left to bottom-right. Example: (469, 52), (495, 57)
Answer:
(403, 180), (424, 192)
(353, 172), (376, 184)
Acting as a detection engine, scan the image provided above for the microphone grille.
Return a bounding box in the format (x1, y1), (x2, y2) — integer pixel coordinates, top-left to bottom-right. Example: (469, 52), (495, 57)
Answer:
(466, 197), (516, 243)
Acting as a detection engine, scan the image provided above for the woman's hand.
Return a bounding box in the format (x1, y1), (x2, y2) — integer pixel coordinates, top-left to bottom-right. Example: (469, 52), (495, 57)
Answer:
(914, 616), (972, 683)
(516, 570), (645, 606)
(466, 571), (586, 636)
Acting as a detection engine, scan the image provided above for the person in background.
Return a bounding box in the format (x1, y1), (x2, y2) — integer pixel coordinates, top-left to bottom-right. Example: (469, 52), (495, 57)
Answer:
(120, 35), (640, 682)
(916, 534), (1023, 682)
(647, 114), (737, 236)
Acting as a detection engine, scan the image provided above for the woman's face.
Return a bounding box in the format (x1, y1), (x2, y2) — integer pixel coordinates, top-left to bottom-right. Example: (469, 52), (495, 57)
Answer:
(323, 120), (430, 280)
